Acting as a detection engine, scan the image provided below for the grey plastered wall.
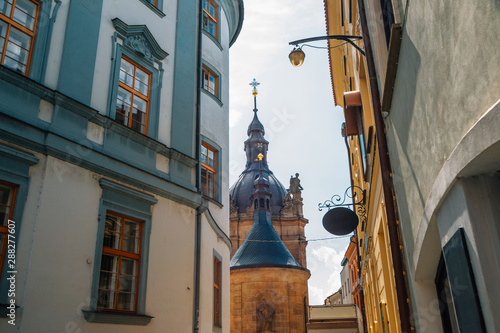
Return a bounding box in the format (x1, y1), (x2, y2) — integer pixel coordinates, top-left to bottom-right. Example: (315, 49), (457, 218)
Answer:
(385, 0), (500, 263)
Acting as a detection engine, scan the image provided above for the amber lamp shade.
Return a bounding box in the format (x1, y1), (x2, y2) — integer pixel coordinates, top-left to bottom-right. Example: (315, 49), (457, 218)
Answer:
(289, 47), (305, 67)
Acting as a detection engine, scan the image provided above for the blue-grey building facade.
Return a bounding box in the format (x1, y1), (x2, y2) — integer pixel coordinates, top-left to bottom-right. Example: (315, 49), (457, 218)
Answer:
(0, 0), (243, 332)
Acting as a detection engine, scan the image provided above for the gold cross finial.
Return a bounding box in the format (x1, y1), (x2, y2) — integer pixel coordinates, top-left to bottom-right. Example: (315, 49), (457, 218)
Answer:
(249, 78), (260, 97)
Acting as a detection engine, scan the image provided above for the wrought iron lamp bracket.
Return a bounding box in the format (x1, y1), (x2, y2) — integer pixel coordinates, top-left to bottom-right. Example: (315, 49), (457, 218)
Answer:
(318, 185), (367, 222)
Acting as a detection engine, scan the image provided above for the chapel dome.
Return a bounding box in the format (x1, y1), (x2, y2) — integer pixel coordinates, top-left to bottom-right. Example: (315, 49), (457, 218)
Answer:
(230, 171), (286, 215)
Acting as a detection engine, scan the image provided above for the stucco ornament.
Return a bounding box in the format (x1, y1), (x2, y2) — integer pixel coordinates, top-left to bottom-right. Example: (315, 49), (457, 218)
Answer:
(230, 195), (238, 214)
(124, 35), (154, 63)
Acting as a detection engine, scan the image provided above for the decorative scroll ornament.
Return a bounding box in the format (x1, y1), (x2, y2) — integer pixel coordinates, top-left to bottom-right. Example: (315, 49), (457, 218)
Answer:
(318, 186), (367, 235)
(318, 185), (365, 211)
(124, 35), (154, 63)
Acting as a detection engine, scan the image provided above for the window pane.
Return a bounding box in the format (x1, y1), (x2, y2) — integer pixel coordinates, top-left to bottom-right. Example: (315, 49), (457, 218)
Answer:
(14, 0), (37, 31)
(119, 58), (134, 87)
(119, 275), (137, 293)
(0, 0), (13, 18)
(97, 290), (116, 309)
(209, 4), (216, 17)
(201, 168), (208, 195)
(208, 20), (216, 36)
(100, 254), (119, 273)
(0, 184), (14, 227)
(124, 220), (140, 237)
(134, 67), (149, 96)
(208, 74), (216, 94)
(121, 258), (138, 276)
(202, 0), (208, 11)
(117, 292), (135, 311)
(130, 121), (145, 134)
(116, 87), (131, 126)
(123, 235), (140, 253)
(201, 145), (208, 164)
(208, 150), (215, 167)
(0, 21), (6, 53)
(208, 170), (215, 197)
(0, 234), (5, 269)
(98, 271), (117, 291)
(203, 71), (209, 90)
(131, 96), (147, 133)
(5, 26), (30, 73)
(133, 96), (147, 114)
(103, 215), (122, 250)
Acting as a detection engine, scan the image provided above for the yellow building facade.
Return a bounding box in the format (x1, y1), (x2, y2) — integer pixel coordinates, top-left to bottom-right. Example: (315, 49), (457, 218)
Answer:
(324, 0), (406, 332)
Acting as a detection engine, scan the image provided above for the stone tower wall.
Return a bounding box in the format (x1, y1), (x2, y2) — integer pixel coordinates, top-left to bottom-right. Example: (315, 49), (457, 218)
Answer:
(230, 267), (310, 333)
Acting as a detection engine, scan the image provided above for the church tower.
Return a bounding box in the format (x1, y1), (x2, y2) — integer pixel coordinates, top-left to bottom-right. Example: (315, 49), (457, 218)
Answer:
(229, 81), (310, 332)
(229, 80), (308, 268)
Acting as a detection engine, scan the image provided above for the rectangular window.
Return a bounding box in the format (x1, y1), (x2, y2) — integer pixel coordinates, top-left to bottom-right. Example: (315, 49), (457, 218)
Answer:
(98, 211), (143, 313)
(202, 66), (218, 96)
(201, 142), (217, 199)
(0, 181), (17, 280)
(379, 0), (395, 46)
(116, 57), (151, 135)
(214, 256), (221, 327)
(202, 0), (217, 38)
(0, 0), (39, 75)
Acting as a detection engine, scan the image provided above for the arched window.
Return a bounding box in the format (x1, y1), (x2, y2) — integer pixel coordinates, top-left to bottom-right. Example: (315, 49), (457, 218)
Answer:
(259, 198), (264, 208)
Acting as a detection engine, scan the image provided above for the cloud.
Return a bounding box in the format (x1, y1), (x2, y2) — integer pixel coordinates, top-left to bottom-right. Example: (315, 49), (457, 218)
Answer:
(307, 244), (347, 305)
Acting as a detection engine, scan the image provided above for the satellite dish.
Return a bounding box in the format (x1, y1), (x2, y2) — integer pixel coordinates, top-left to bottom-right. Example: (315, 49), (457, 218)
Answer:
(322, 207), (359, 235)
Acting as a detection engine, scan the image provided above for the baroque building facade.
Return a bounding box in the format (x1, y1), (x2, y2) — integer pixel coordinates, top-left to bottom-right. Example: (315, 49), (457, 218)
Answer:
(0, 0), (243, 332)
(326, 0), (500, 332)
(229, 91), (309, 332)
(324, 0), (405, 331)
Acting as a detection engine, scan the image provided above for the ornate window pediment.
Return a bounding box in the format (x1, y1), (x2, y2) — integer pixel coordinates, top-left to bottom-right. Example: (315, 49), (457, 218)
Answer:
(112, 18), (168, 64)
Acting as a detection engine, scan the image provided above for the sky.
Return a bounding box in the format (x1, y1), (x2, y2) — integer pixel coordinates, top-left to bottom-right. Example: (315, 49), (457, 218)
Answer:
(228, 0), (352, 305)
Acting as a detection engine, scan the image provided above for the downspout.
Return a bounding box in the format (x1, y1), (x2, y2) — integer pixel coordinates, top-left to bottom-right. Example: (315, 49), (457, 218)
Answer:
(344, 134), (367, 333)
(357, 1), (412, 332)
(193, 0), (203, 331)
(40, 0), (62, 83)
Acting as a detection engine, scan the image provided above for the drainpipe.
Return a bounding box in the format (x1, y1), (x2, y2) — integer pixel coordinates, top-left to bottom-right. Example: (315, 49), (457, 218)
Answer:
(344, 135), (368, 333)
(193, 0), (203, 331)
(357, 1), (412, 332)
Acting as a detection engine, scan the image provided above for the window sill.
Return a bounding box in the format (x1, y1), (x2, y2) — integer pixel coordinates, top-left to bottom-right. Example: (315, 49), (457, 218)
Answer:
(138, 0), (166, 17)
(201, 89), (223, 107)
(202, 30), (223, 51)
(82, 310), (153, 326)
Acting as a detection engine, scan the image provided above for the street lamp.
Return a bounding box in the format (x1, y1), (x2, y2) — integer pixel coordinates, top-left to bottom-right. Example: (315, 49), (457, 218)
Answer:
(288, 35), (365, 67)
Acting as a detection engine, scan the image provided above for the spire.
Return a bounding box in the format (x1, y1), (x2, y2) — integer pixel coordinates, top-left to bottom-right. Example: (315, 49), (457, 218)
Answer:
(249, 78), (260, 111)
(245, 79), (269, 170)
